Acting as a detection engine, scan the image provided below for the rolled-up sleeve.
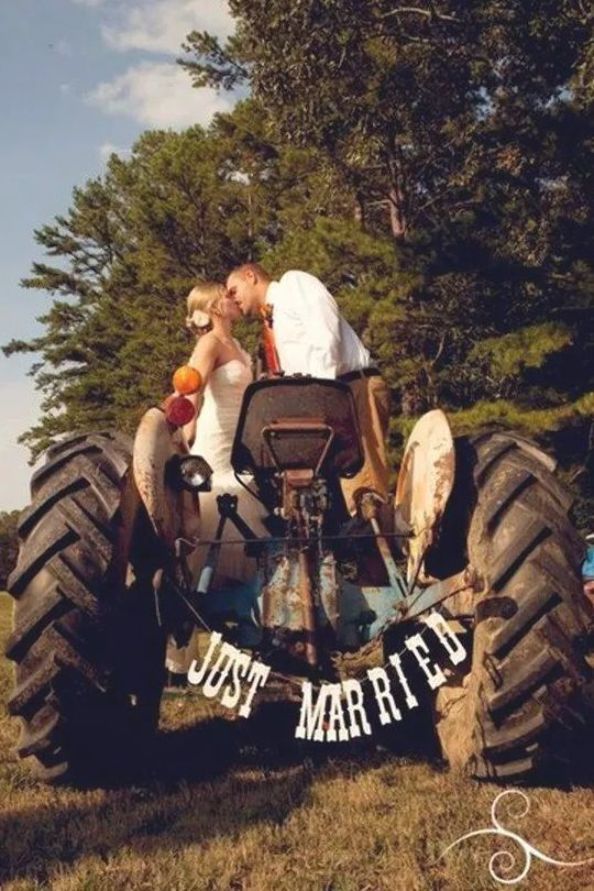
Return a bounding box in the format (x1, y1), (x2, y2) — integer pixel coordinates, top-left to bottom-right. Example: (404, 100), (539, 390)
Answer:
(281, 271), (341, 378)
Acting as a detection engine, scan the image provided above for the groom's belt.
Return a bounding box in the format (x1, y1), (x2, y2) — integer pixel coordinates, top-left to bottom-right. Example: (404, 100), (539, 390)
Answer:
(338, 366), (381, 384)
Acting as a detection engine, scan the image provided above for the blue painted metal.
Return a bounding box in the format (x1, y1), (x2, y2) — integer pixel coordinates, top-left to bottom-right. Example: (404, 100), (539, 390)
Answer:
(582, 544), (594, 581)
(198, 575), (263, 648)
(194, 537), (471, 654)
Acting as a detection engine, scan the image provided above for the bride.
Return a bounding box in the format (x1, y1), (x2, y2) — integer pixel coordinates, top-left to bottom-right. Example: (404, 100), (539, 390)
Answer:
(166, 281), (265, 676)
(184, 280), (267, 576)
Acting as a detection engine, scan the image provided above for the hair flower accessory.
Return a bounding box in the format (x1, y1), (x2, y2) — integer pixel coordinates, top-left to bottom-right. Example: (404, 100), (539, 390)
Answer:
(186, 309), (212, 333)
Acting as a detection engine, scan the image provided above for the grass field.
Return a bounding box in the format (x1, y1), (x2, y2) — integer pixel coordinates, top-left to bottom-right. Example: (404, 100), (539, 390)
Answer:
(1, 592), (593, 890)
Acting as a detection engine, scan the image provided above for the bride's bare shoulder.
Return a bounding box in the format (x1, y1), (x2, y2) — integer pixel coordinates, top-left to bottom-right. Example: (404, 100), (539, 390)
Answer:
(188, 331), (220, 365)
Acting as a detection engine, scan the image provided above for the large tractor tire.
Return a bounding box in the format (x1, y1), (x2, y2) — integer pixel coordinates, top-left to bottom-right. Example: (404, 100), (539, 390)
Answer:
(432, 432), (594, 782)
(5, 432), (167, 783)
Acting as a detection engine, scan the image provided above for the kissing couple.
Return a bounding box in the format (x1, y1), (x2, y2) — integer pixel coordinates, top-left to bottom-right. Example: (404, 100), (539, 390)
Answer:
(180, 263), (391, 585)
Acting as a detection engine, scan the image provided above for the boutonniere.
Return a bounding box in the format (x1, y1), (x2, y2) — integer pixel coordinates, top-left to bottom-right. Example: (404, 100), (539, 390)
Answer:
(260, 303), (274, 325)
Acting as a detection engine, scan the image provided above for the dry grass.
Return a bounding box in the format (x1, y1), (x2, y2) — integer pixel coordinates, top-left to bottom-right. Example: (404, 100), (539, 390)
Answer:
(1, 592), (593, 890)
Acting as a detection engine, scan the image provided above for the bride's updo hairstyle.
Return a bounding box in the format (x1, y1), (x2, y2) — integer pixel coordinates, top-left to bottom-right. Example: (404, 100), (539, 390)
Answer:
(185, 281), (226, 332)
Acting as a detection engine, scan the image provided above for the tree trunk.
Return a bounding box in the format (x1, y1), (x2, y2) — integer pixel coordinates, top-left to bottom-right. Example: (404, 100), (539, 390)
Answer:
(388, 184), (407, 241)
(354, 194), (366, 230)
(387, 146), (408, 241)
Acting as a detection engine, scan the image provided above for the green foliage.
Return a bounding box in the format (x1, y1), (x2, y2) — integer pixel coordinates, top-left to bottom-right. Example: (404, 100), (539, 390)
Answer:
(0, 511), (19, 589)
(469, 324), (573, 380)
(443, 392), (594, 439)
(4, 104), (353, 460)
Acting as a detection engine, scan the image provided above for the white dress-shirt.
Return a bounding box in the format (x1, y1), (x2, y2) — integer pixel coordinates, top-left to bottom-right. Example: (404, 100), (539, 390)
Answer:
(265, 270), (371, 379)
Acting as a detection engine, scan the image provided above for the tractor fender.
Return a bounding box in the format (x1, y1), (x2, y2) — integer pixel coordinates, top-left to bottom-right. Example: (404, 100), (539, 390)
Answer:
(133, 407), (200, 549)
(394, 409), (455, 584)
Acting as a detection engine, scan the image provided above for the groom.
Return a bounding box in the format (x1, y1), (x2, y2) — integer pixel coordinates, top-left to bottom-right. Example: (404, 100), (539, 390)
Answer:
(225, 263), (390, 515)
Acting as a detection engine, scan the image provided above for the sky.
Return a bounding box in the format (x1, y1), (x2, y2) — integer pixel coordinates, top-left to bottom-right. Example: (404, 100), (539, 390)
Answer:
(0, 0), (236, 511)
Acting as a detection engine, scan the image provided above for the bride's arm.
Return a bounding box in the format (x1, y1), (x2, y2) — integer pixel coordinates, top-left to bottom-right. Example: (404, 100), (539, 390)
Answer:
(182, 333), (219, 448)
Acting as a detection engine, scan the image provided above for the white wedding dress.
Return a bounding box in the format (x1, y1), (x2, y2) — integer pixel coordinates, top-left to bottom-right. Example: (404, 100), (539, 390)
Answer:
(189, 347), (266, 583)
(166, 347), (265, 676)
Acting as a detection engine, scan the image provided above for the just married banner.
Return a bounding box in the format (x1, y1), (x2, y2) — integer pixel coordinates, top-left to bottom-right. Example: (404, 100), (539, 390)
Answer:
(187, 612), (466, 742)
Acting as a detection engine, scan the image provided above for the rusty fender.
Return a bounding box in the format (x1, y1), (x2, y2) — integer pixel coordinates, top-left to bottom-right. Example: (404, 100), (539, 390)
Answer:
(132, 407), (200, 551)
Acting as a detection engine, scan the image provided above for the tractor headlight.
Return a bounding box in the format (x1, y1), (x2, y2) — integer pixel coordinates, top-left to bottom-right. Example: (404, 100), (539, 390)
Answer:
(180, 455), (213, 492)
(168, 455), (213, 492)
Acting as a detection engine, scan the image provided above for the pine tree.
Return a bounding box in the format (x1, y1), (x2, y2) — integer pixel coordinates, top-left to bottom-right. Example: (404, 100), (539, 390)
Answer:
(182, 0), (594, 517)
(3, 105), (352, 459)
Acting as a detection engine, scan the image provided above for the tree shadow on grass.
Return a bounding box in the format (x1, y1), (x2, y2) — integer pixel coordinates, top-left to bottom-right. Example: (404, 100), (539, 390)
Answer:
(0, 703), (439, 886)
(6, 693), (589, 886)
(5, 690), (589, 886)
(0, 715), (309, 885)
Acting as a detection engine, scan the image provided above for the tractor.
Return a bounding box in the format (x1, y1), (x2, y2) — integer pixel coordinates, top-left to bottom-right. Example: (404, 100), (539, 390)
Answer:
(5, 373), (594, 783)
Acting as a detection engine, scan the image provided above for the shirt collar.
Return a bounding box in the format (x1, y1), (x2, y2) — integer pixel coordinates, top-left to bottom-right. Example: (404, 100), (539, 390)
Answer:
(265, 280), (280, 307)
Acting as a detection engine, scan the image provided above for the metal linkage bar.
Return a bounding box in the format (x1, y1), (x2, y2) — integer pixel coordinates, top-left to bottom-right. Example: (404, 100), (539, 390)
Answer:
(400, 567), (478, 621)
(176, 529), (414, 548)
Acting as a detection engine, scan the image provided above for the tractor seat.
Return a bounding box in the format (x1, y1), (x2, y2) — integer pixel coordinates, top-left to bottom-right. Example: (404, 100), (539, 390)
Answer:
(231, 376), (364, 479)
